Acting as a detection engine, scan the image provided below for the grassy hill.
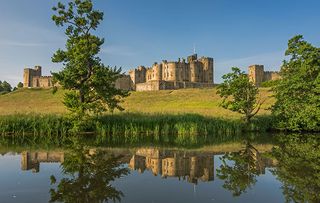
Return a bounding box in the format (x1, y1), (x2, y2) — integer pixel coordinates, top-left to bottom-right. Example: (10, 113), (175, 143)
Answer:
(0, 87), (275, 118)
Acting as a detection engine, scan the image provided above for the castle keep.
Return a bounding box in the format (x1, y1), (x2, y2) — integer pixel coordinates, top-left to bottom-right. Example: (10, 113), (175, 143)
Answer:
(248, 65), (281, 86)
(23, 66), (53, 88)
(128, 54), (214, 91)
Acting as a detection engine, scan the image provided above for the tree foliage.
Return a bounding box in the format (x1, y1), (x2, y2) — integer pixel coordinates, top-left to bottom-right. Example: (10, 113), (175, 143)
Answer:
(272, 134), (320, 203)
(51, 0), (129, 117)
(0, 80), (12, 94)
(272, 35), (320, 131)
(17, 82), (23, 88)
(50, 141), (129, 203)
(216, 142), (263, 196)
(217, 67), (262, 123)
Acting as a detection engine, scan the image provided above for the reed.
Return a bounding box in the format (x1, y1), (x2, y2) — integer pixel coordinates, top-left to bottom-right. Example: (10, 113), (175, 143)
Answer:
(0, 113), (275, 146)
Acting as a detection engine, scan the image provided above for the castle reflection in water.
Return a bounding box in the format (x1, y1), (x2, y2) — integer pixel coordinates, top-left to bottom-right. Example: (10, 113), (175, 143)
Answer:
(129, 149), (214, 184)
(20, 148), (275, 184)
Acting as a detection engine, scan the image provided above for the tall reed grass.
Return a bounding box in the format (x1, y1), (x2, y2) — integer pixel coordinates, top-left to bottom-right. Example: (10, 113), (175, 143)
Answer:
(0, 113), (274, 146)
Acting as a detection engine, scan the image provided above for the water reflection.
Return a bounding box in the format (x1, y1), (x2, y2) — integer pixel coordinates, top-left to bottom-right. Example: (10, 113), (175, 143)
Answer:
(49, 142), (130, 203)
(216, 141), (277, 196)
(272, 134), (320, 203)
(21, 151), (64, 173)
(129, 149), (214, 184)
(1, 133), (319, 203)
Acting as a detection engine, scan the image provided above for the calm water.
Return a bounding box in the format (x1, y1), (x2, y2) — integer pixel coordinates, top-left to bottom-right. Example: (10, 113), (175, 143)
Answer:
(0, 133), (319, 203)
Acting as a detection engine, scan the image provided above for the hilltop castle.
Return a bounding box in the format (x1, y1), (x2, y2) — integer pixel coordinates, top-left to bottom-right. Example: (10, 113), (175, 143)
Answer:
(248, 64), (281, 86)
(23, 66), (53, 88)
(127, 54), (214, 91)
(22, 54), (214, 91)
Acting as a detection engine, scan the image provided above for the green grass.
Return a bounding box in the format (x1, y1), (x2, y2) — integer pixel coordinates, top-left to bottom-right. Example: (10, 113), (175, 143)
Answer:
(0, 87), (275, 118)
(0, 113), (275, 147)
(0, 88), (276, 140)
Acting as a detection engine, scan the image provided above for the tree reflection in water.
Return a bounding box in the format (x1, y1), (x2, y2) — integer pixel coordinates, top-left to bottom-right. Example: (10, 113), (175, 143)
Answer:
(216, 141), (266, 196)
(49, 140), (129, 203)
(272, 134), (320, 203)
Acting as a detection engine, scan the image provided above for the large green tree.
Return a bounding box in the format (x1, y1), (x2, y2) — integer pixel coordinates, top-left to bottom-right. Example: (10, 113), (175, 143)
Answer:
(217, 67), (262, 123)
(51, 0), (128, 117)
(272, 35), (320, 131)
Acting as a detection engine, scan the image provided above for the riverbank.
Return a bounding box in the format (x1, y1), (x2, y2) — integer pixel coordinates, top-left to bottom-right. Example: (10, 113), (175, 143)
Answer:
(0, 113), (275, 145)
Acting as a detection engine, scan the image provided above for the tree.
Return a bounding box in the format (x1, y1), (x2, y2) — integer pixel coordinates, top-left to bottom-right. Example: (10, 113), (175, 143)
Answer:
(272, 133), (320, 203)
(50, 141), (129, 203)
(51, 0), (129, 118)
(272, 35), (320, 131)
(0, 80), (12, 94)
(17, 82), (23, 88)
(216, 141), (263, 196)
(217, 67), (262, 123)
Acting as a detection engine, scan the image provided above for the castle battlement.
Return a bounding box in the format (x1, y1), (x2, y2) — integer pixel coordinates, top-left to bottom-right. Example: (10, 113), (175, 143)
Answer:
(248, 65), (281, 86)
(125, 54), (214, 91)
(23, 66), (54, 88)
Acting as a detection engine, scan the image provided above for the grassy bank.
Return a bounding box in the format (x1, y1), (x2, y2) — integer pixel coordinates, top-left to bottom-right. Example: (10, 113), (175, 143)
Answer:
(0, 114), (274, 146)
(0, 87), (275, 118)
(0, 88), (276, 142)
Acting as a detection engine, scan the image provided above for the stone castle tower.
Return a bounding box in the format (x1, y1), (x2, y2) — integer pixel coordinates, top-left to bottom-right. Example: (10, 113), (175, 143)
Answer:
(23, 66), (53, 88)
(248, 64), (281, 86)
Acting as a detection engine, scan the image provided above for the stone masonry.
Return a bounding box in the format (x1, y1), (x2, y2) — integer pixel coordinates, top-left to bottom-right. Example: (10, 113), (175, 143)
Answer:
(248, 64), (281, 86)
(23, 66), (54, 88)
(128, 54), (214, 91)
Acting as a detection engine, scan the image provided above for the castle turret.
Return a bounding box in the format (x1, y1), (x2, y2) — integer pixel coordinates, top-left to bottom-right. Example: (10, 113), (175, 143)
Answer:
(248, 65), (264, 86)
(199, 57), (214, 83)
(23, 66), (42, 88)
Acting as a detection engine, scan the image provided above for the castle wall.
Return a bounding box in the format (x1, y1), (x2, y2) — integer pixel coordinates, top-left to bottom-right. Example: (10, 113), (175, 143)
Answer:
(166, 62), (177, 81)
(199, 57), (214, 83)
(190, 61), (203, 82)
(263, 71), (281, 81)
(248, 65), (265, 86)
(38, 77), (53, 88)
(248, 65), (281, 86)
(115, 75), (133, 91)
(135, 80), (214, 91)
(129, 54), (214, 91)
(23, 66), (42, 88)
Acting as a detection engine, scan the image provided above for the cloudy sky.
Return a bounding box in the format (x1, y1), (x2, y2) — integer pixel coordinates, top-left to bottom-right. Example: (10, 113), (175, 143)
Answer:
(0, 0), (320, 86)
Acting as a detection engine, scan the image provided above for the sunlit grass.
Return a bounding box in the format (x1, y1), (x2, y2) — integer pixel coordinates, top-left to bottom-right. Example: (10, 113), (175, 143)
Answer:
(0, 87), (275, 118)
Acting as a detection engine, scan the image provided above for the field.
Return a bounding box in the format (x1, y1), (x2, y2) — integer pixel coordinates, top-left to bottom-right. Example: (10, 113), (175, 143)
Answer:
(0, 87), (275, 118)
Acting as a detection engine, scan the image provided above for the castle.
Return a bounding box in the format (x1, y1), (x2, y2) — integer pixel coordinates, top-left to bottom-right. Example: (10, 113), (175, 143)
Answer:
(23, 66), (54, 88)
(128, 54), (215, 91)
(248, 64), (281, 86)
(22, 61), (280, 91)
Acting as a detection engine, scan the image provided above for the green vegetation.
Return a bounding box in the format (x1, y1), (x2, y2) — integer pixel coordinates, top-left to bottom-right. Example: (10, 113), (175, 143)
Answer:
(50, 141), (129, 203)
(0, 114), (275, 146)
(272, 133), (320, 202)
(272, 35), (320, 131)
(0, 80), (12, 95)
(260, 80), (280, 87)
(0, 88), (274, 117)
(218, 67), (262, 123)
(52, 0), (128, 120)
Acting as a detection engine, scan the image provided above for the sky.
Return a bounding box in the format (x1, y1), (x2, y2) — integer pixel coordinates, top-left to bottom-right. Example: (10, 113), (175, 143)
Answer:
(0, 0), (320, 86)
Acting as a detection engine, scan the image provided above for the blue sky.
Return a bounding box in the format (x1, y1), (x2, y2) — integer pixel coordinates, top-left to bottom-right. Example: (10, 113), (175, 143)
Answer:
(0, 0), (320, 86)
